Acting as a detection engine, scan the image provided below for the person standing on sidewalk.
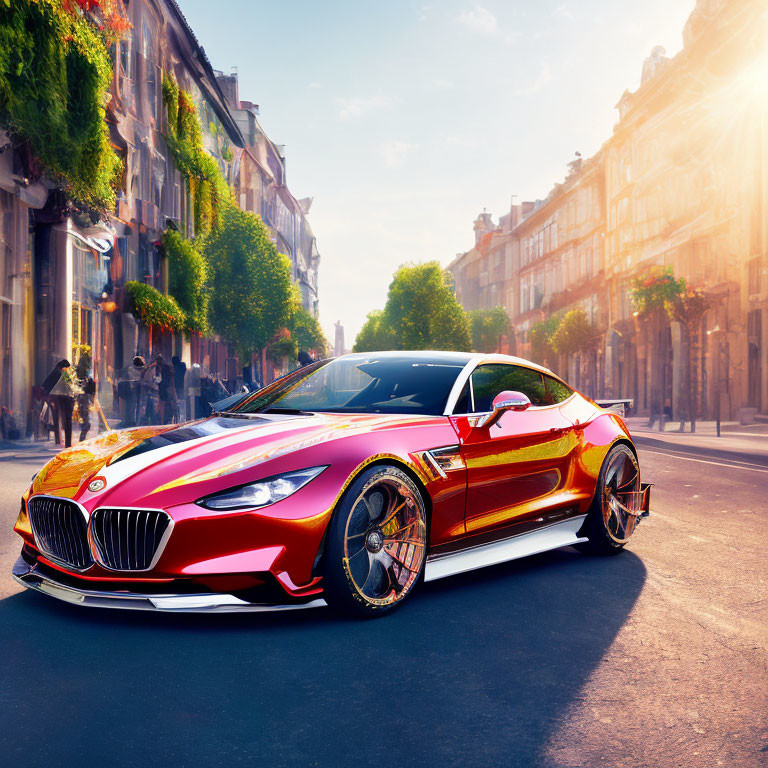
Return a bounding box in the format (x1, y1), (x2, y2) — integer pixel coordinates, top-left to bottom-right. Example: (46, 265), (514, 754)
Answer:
(39, 361), (67, 440)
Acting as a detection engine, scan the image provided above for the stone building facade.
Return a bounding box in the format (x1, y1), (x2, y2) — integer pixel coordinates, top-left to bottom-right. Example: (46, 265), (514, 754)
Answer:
(219, 70), (320, 316)
(450, 0), (768, 420)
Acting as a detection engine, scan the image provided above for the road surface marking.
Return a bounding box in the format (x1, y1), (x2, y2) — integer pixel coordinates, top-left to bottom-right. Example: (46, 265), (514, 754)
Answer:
(640, 448), (768, 474)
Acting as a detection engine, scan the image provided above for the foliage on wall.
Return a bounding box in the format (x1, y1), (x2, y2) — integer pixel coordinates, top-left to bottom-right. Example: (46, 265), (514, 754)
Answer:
(162, 228), (209, 334)
(0, 0), (123, 211)
(631, 266), (686, 316)
(125, 280), (186, 333)
(203, 201), (293, 361)
(162, 73), (228, 235)
(664, 287), (709, 329)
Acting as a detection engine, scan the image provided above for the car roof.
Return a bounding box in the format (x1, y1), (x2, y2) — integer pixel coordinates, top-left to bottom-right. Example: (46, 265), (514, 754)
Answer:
(339, 350), (475, 364)
(336, 350), (556, 377)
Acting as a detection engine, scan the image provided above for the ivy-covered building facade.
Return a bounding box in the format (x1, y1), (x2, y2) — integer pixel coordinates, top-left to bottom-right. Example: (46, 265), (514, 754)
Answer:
(0, 0), (322, 434)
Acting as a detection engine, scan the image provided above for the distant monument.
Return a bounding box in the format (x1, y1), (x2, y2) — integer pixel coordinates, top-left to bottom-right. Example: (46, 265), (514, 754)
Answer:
(334, 321), (345, 357)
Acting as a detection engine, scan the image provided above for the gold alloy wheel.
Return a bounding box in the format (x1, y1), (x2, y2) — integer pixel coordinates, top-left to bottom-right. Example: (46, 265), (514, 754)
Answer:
(601, 448), (642, 544)
(342, 473), (427, 607)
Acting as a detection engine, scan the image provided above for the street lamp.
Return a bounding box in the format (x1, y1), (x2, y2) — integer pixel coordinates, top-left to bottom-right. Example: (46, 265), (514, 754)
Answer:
(707, 325), (725, 437)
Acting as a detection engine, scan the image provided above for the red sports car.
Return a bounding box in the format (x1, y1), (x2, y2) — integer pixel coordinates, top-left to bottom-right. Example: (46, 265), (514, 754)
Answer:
(13, 352), (650, 617)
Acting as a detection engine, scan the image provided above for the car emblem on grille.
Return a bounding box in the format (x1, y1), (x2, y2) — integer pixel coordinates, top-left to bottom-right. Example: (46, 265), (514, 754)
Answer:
(88, 478), (106, 493)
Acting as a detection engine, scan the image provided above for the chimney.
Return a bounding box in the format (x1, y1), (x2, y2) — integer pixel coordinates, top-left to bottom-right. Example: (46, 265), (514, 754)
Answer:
(473, 209), (495, 245)
(215, 68), (239, 109)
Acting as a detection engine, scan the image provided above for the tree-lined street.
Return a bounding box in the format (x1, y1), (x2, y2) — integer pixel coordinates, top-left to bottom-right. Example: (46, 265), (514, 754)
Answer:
(1, 445), (765, 768)
(0, 2), (766, 767)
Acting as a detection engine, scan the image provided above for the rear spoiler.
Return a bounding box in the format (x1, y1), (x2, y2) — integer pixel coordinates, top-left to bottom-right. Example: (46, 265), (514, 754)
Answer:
(595, 399), (634, 417)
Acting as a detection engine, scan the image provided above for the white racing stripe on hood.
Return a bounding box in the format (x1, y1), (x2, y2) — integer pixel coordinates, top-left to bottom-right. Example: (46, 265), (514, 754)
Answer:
(97, 417), (323, 492)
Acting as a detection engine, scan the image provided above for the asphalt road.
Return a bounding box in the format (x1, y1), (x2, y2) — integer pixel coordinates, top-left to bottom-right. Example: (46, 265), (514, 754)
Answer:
(0, 447), (765, 768)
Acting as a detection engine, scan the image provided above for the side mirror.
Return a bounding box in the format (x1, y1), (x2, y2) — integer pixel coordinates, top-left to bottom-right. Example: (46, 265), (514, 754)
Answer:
(476, 390), (531, 429)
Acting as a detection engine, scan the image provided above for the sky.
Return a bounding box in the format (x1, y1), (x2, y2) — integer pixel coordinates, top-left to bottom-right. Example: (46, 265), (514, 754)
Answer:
(179, 0), (696, 348)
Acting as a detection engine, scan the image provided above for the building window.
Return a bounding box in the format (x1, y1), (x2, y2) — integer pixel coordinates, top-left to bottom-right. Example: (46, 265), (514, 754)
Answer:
(139, 236), (159, 287)
(142, 19), (157, 120)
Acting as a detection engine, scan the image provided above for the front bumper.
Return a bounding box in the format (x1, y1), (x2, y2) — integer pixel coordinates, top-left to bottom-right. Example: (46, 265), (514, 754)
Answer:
(12, 555), (327, 613)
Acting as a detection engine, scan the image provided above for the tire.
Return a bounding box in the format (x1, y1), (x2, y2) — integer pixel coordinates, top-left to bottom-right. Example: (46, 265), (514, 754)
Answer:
(323, 465), (428, 617)
(578, 443), (642, 556)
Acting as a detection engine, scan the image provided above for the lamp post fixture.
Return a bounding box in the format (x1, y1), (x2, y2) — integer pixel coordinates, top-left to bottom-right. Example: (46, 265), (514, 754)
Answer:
(707, 325), (725, 438)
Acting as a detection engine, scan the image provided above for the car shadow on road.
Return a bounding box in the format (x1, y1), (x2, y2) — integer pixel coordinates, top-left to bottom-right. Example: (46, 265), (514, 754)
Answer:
(0, 546), (646, 768)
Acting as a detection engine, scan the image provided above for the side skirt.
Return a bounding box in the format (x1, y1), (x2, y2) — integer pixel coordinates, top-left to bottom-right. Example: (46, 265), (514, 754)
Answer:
(424, 515), (588, 582)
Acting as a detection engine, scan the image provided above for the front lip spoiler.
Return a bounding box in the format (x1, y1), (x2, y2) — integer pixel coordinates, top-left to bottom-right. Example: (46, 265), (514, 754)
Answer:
(12, 556), (327, 614)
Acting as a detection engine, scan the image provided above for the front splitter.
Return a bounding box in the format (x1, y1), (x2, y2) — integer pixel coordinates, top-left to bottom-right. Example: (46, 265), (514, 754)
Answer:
(12, 556), (327, 613)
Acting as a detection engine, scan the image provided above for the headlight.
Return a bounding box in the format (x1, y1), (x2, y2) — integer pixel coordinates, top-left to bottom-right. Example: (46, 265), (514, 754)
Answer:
(196, 466), (327, 511)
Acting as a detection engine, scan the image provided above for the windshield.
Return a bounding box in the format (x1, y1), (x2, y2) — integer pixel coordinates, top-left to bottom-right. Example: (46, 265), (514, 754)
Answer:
(225, 355), (466, 416)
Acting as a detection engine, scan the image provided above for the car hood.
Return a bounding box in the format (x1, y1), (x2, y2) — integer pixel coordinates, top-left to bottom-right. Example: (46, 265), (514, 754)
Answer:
(30, 412), (444, 506)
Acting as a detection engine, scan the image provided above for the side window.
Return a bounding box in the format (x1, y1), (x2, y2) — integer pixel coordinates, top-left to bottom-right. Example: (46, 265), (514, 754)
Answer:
(470, 364), (548, 411)
(541, 374), (573, 405)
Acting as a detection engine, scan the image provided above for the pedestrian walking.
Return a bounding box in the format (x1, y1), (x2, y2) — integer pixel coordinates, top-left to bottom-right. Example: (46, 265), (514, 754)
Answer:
(75, 355), (96, 442)
(117, 356), (145, 427)
(0, 406), (21, 440)
(200, 374), (229, 415)
(32, 385), (52, 441)
(189, 363), (202, 418)
(172, 355), (187, 421)
(137, 355), (161, 425)
(157, 355), (178, 423)
(43, 359), (80, 448)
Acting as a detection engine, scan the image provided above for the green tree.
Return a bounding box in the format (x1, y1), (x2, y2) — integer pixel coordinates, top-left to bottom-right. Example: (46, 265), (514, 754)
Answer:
(266, 335), (297, 364)
(529, 314), (561, 369)
(354, 310), (395, 353)
(468, 307), (512, 352)
(551, 308), (601, 392)
(163, 229), (209, 334)
(550, 309), (600, 356)
(203, 202), (292, 363)
(665, 288), (709, 432)
(632, 266), (686, 427)
(362, 262), (471, 351)
(288, 292), (328, 355)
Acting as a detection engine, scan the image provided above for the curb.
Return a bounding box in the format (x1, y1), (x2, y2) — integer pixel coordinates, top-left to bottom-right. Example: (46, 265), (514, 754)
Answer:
(632, 434), (768, 467)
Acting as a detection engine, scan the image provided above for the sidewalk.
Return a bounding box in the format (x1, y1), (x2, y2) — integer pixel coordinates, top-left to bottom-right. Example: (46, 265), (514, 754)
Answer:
(0, 417), (122, 462)
(0, 439), (62, 463)
(624, 416), (768, 465)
